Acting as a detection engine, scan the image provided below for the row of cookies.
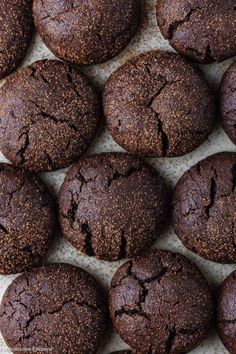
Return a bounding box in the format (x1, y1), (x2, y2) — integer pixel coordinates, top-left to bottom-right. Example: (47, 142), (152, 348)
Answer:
(2, 1), (236, 81)
(0, 51), (236, 172)
(0, 248), (236, 353)
(1, 149), (236, 274)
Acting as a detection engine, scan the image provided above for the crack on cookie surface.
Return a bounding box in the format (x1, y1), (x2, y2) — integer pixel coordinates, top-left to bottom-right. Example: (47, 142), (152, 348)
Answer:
(167, 7), (201, 40)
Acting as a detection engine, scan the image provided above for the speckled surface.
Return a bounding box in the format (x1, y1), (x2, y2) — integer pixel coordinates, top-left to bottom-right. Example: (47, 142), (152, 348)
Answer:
(0, 1), (235, 353)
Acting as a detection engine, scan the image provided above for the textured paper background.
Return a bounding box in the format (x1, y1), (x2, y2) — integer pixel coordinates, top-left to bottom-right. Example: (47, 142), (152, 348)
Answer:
(0, 0), (235, 353)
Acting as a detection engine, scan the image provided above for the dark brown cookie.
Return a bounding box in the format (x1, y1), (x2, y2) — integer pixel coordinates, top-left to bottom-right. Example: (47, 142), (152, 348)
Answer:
(33, 0), (141, 65)
(217, 270), (236, 354)
(220, 61), (236, 144)
(0, 0), (34, 79)
(0, 59), (101, 172)
(59, 153), (170, 261)
(172, 152), (236, 263)
(0, 263), (108, 354)
(109, 250), (213, 354)
(103, 51), (215, 157)
(156, 0), (236, 64)
(0, 163), (57, 274)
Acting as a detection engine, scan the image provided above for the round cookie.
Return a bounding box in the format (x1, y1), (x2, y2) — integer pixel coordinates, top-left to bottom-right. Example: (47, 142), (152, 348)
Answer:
(33, 0), (141, 65)
(220, 61), (236, 144)
(0, 163), (57, 274)
(156, 0), (236, 64)
(172, 152), (236, 263)
(217, 270), (236, 354)
(0, 263), (108, 354)
(59, 153), (170, 261)
(109, 250), (213, 354)
(0, 0), (34, 79)
(103, 51), (215, 157)
(0, 60), (101, 172)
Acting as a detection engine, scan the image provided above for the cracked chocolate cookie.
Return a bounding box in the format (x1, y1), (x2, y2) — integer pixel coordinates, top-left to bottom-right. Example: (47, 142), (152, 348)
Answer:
(59, 153), (170, 261)
(109, 250), (213, 354)
(156, 0), (236, 64)
(220, 61), (236, 145)
(0, 263), (108, 354)
(103, 51), (215, 157)
(33, 0), (141, 65)
(0, 0), (34, 79)
(217, 270), (236, 354)
(0, 163), (57, 274)
(172, 152), (236, 263)
(0, 59), (101, 172)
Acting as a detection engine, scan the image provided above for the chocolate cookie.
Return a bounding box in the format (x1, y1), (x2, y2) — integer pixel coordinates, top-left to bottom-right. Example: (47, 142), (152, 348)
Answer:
(0, 0), (34, 79)
(0, 263), (108, 354)
(0, 163), (56, 274)
(103, 51), (215, 157)
(109, 250), (213, 354)
(220, 61), (236, 144)
(33, 0), (141, 65)
(0, 60), (101, 172)
(217, 270), (236, 354)
(156, 0), (236, 64)
(59, 153), (170, 261)
(172, 152), (236, 263)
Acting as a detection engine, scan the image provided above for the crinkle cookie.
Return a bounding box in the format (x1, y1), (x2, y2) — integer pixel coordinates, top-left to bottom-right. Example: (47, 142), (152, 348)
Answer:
(156, 0), (236, 63)
(103, 51), (215, 157)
